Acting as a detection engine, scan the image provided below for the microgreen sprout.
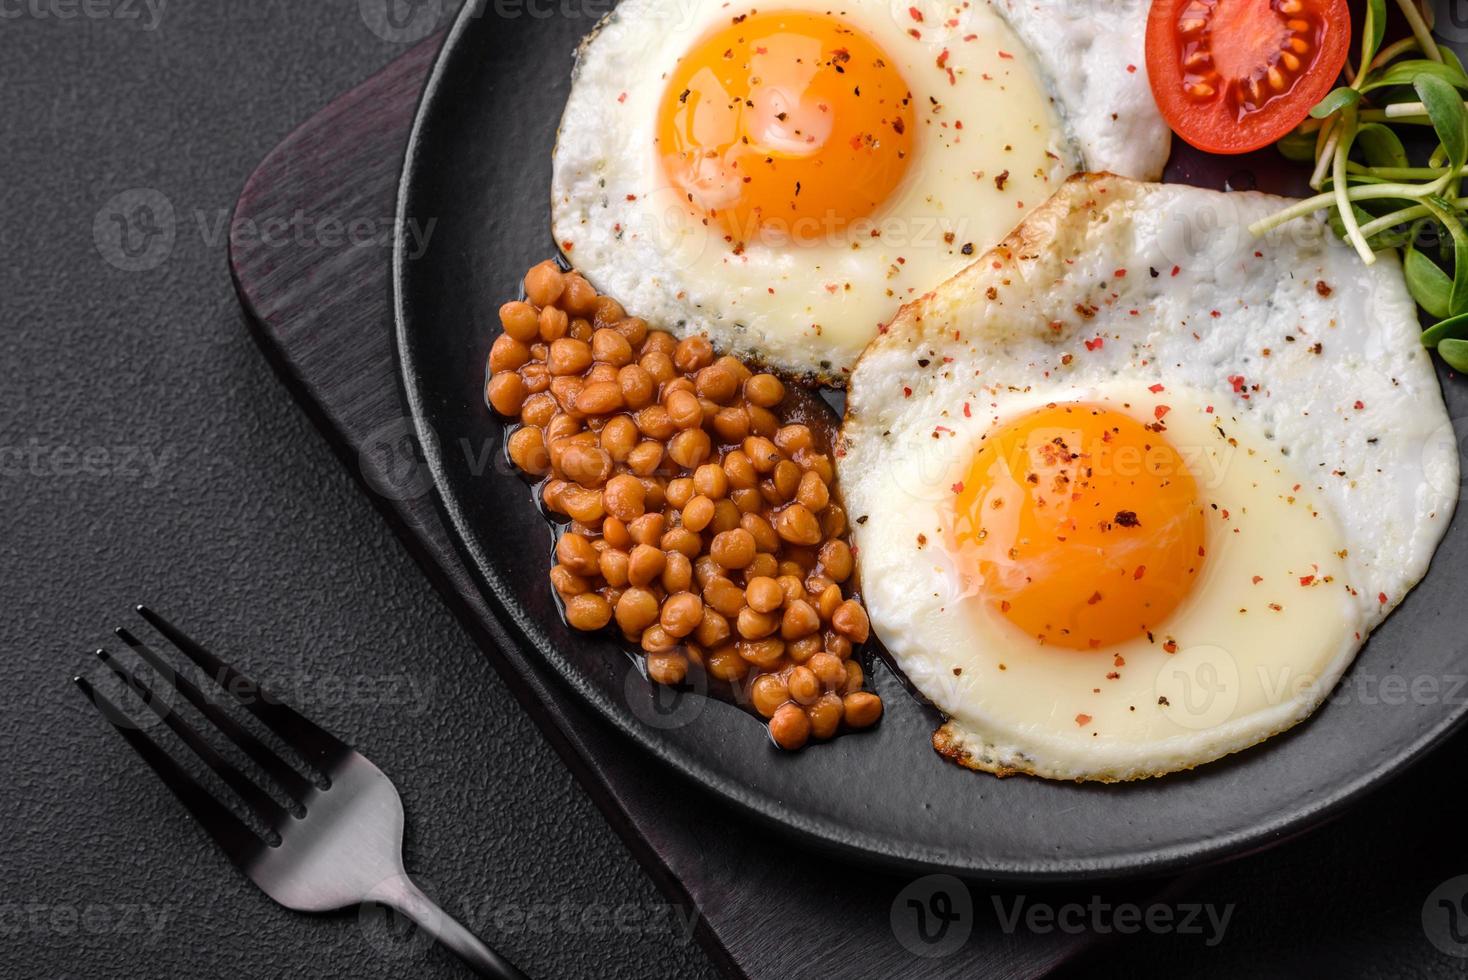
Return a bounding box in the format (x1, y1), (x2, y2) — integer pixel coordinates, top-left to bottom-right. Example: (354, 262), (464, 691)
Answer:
(1248, 0), (1468, 368)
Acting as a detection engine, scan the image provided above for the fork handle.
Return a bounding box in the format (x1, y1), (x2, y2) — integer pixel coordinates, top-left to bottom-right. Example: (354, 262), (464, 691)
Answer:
(382, 876), (530, 979)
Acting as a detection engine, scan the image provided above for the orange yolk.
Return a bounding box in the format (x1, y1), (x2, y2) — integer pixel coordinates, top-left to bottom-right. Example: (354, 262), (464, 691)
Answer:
(655, 10), (915, 245)
(952, 404), (1207, 650)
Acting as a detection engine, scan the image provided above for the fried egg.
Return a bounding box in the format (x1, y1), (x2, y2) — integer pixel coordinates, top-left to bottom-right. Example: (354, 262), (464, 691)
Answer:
(838, 175), (1458, 781)
(552, 0), (1168, 383)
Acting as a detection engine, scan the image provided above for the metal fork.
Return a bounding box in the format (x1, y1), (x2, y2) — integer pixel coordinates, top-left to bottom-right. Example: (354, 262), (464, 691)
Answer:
(74, 605), (528, 979)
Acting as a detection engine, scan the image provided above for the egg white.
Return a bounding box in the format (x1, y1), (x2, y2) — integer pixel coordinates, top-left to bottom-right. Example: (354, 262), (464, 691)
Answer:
(838, 175), (1459, 781)
(551, 0), (1168, 383)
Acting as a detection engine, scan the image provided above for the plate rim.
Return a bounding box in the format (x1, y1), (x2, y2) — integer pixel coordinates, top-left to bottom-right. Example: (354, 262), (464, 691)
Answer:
(391, 0), (1468, 881)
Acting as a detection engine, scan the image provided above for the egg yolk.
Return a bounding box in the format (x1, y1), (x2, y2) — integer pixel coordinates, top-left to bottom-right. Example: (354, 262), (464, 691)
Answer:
(952, 404), (1207, 650)
(655, 10), (915, 245)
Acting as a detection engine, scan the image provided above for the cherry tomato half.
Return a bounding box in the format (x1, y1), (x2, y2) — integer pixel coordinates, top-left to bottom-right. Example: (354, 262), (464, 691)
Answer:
(1145, 0), (1353, 154)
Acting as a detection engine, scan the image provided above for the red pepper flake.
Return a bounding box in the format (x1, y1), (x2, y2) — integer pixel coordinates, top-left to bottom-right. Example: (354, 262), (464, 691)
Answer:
(1113, 654), (1125, 667)
(1209, 310), (1221, 318)
(1163, 639), (1178, 654)
(1126, 63), (1137, 73)
(1228, 375), (1246, 393)
(902, 386), (913, 398)
(1154, 405), (1170, 420)
(1133, 565), (1146, 580)
(908, 27), (921, 39)
(616, 92), (628, 103)
(1252, 575), (1263, 584)
(1148, 383), (1165, 393)
(561, 240), (574, 252)
(1113, 268), (1127, 278)
(908, 4), (923, 20)
(1205, 405), (1214, 414)
(1315, 280), (1333, 297)
(1084, 337), (1104, 351)
(962, 402), (971, 417)
(936, 48), (949, 68)
(1075, 713), (1092, 727)
(1000, 600), (1011, 613)
(934, 425), (954, 435)
(1353, 400), (1365, 410)
(1170, 265), (1180, 276)
(1378, 592), (1389, 605)
(1299, 575), (1315, 586)
(998, 50), (1014, 59)
(951, 481), (965, 494)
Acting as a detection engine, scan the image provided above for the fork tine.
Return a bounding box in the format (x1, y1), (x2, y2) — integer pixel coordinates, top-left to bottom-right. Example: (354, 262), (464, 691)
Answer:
(94, 649), (288, 830)
(74, 675), (265, 864)
(115, 626), (315, 808)
(135, 606), (350, 772)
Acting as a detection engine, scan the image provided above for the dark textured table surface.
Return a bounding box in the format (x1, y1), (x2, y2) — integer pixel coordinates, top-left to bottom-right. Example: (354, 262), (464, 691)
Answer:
(4, 2), (1468, 978)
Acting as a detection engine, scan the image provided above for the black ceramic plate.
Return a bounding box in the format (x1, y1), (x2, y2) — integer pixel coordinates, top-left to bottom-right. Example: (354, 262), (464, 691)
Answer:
(395, 0), (1468, 879)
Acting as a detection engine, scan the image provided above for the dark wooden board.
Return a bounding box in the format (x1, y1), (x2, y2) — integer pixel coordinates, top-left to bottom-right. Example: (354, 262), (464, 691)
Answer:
(227, 32), (1185, 980)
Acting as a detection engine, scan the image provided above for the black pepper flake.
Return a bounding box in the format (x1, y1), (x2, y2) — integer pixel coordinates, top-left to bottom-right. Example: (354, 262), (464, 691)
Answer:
(994, 169), (1009, 190)
(1149, 267), (1159, 278)
(917, 358), (931, 367)
(893, 117), (905, 134)
(1157, 696), (1170, 706)
(794, 181), (802, 196)
(1114, 510), (1140, 527)
(960, 243), (974, 255)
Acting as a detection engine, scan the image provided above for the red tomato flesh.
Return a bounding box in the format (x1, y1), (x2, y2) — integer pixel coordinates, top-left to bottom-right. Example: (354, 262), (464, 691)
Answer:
(1146, 0), (1353, 154)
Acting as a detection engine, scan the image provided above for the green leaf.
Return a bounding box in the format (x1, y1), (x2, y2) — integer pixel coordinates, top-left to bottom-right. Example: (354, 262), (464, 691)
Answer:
(1438, 338), (1468, 370)
(1441, 48), (1468, 88)
(1311, 86), (1361, 118)
(1356, 123), (1410, 169)
(1422, 311), (1468, 346)
(1406, 243), (1454, 319)
(1277, 128), (1319, 162)
(1362, 0), (1387, 67)
(1362, 60), (1468, 93)
(1415, 74), (1468, 172)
